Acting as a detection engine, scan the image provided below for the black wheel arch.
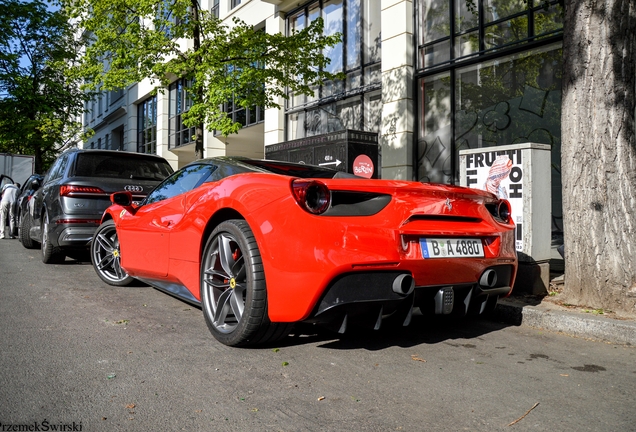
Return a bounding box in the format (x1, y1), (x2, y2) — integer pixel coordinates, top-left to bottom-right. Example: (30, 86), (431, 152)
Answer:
(200, 208), (245, 260)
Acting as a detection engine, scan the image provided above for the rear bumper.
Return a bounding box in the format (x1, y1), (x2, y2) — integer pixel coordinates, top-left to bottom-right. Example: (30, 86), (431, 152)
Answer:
(56, 226), (98, 247)
(303, 265), (514, 332)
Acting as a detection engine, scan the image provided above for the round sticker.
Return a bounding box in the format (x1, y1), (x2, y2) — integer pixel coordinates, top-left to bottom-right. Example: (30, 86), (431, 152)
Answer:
(353, 154), (374, 179)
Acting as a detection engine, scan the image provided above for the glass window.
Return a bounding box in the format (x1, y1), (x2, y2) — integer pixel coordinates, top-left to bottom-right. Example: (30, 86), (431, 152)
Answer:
(219, 62), (264, 131)
(484, 16), (528, 50)
(534, 3), (564, 38)
(453, 44), (562, 158)
(418, 0), (563, 70)
(323, 0), (344, 75)
(211, 0), (219, 19)
(346, 0), (361, 70)
(363, 0), (381, 64)
(483, 0), (527, 24)
(420, 0), (450, 44)
(144, 164), (214, 205)
(168, 78), (196, 149)
(75, 153), (173, 180)
(231, 0), (241, 9)
(418, 72), (452, 184)
(454, 0), (478, 33)
(363, 90), (381, 133)
(138, 96), (157, 154)
(285, 0), (381, 139)
(46, 154), (67, 182)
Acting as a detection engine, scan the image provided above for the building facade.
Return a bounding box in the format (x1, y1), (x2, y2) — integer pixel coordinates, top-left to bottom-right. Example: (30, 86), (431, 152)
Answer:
(82, 0), (563, 236)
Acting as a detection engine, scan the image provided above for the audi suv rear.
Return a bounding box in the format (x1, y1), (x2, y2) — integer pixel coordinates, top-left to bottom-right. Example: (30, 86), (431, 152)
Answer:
(24, 149), (173, 263)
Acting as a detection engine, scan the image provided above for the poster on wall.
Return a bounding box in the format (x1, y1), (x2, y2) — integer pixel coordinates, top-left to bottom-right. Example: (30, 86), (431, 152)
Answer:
(464, 149), (523, 252)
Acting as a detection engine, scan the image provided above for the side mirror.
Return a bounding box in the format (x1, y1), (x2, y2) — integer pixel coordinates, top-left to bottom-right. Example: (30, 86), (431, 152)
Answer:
(110, 191), (136, 214)
(31, 179), (40, 190)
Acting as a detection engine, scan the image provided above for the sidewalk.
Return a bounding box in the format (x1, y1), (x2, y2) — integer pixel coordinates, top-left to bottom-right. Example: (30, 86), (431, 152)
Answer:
(490, 294), (636, 346)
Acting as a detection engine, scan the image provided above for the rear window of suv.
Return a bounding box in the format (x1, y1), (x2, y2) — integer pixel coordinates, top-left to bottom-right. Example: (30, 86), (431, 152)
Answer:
(74, 153), (173, 181)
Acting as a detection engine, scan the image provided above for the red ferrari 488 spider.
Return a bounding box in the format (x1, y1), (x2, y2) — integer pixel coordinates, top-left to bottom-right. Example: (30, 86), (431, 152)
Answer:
(91, 157), (517, 346)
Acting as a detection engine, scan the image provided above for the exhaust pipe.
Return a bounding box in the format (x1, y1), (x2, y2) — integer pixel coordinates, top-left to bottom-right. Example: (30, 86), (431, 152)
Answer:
(480, 269), (498, 288)
(392, 274), (415, 296)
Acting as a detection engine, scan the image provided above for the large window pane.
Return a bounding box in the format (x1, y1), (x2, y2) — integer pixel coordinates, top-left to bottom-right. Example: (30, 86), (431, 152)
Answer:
(535, 3), (565, 38)
(306, 107), (325, 136)
(418, 72), (452, 183)
(483, 0), (527, 24)
(484, 16), (528, 50)
(289, 10), (305, 33)
(323, 0), (343, 74)
(454, 30), (479, 59)
(168, 78), (195, 149)
(335, 97), (361, 131)
(420, 39), (451, 69)
(347, 0), (361, 70)
(363, 0), (381, 64)
(364, 90), (381, 133)
(454, 44), (562, 187)
(138, 96), (157, 154)
(454, 0), (478, 33)
(419, 0), (450, 44)
(308, 3), (320, 23)
(285, 0), (379, 139)
(287, 112), (306, 140)
(365, 63), (381, 85)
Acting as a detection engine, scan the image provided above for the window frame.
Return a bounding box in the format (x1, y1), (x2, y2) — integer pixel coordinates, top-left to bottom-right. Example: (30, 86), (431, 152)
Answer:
(284, 0), (382, 140)
(138, 95), (158, 154)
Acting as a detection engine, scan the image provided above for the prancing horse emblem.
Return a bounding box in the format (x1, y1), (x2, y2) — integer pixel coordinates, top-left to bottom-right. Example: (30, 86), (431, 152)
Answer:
(445, 198), (452, 211)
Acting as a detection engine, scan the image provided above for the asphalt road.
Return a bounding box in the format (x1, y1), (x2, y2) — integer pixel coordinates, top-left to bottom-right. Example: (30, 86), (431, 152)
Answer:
(1, 239), (635, 432)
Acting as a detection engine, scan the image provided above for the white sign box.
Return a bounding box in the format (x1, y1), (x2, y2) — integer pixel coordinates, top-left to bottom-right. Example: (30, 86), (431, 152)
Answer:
(459, 143), (552, 263)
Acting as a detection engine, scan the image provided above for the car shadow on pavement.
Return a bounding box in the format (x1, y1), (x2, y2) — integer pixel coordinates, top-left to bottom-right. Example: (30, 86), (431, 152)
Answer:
(61, 250), (93, 265)
(277, 313), (511, 350)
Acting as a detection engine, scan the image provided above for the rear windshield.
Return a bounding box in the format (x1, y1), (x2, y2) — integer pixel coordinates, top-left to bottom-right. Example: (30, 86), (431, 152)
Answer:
(74, 153), (173, 181)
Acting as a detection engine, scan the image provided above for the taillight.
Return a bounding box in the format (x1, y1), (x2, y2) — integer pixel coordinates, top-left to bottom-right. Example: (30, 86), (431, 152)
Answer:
(498, 199), (512, 223)
(485, 199), (512, 224)
(291, 179), (331, 214)
(59, 185), (107, 197)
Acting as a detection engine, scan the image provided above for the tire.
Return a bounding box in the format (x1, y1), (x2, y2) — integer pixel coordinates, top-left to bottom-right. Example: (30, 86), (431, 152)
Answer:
(200, 220), (291, 347)
(19, 212), (39, 249)
(90, 220), (134, 286)
(40, 211), (65, 264)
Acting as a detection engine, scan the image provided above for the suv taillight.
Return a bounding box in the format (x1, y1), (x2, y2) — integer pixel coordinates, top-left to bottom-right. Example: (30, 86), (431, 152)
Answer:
(59, 185), (107, 197)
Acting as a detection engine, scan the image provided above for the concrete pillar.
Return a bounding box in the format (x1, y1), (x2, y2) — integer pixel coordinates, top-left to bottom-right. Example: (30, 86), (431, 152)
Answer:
(264, 10), (286, 147)
(380, 0), (414, 180)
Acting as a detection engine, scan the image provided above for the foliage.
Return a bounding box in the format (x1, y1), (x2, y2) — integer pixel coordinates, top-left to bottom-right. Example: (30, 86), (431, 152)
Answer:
(64, 0), (342, 142)
(0, 0), (90, 172)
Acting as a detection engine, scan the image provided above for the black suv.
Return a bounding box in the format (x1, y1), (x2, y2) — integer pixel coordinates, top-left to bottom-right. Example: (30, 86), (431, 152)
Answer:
(22, 149), (174, 263)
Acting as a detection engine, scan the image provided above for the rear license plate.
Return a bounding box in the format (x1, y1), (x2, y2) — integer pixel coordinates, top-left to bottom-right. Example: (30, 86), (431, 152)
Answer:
(420, 238), (484, 259)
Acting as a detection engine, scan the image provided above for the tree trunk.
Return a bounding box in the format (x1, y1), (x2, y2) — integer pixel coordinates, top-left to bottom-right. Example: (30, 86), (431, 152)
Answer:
(191, 0), (204, 160)
(561, 0), (636, 314)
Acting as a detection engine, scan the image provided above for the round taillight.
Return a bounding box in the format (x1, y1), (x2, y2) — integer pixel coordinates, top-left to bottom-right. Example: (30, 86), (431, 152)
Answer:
(498, 199), (512, 223)
(291, 179), (331, 214)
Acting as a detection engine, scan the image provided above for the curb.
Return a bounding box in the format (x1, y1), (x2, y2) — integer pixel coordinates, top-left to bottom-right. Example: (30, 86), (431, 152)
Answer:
(489, 298), (636, 346)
